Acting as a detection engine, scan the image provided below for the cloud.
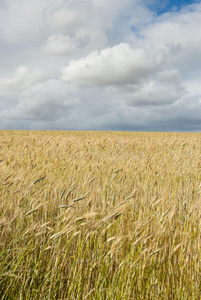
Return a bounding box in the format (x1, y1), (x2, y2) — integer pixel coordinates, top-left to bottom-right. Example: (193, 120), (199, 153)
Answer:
(60, 41), (187, 106)
(0, 0), (46, 44)
(0, 66), (51, 96)
(43, 32), (108, 59)
(140, 2), (201, 72)
(61, 43), (161, 86)
(43, 35), (77, 56)
(44, 3), (87, 35)
(125, 80), (185, 106)
(0, 0), (201, 131)
(0, 79), (79, 121)
(124, 69), (186, 106)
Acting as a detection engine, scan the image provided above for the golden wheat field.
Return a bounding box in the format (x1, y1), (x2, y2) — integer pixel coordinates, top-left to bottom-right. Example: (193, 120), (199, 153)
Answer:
(0, 130), (201, 299)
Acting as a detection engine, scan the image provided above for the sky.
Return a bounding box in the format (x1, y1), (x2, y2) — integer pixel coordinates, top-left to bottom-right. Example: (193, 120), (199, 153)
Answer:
(0, 0), (201, 132)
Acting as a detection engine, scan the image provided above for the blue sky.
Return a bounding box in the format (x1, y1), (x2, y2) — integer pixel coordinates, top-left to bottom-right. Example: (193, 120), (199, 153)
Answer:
(0, 0), (201, 131)
(151, 0), (197, 14)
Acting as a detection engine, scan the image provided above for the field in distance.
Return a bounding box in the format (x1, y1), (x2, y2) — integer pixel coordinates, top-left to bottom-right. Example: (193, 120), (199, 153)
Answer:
(0, 130), (201, 299)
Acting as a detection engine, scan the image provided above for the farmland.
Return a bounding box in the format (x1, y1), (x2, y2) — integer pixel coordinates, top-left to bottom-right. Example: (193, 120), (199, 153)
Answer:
(0, 130), (201, 299)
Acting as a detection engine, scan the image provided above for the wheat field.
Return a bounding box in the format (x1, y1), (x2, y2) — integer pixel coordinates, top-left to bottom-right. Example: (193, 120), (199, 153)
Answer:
(0, 130), (201, 299)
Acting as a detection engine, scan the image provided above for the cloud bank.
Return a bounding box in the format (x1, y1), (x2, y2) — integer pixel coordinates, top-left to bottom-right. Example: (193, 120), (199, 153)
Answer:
(0, 0), (201, 131)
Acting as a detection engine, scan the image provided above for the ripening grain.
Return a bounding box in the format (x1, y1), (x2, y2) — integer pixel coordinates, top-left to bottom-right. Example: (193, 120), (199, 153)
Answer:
(0, 130), (201, 299)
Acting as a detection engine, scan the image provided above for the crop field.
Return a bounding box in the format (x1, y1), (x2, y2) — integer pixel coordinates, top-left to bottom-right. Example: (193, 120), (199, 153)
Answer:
(0, 130), (201, 299)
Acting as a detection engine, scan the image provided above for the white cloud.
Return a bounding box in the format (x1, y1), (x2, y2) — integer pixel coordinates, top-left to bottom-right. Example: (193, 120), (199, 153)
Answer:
(75, 28), (108, 51)
(0, 66), (51, 96)
(0, 0), (46, 44)
(125, 79), (185, 106)
(0, 0), (201, 131)
(140, 2), (201, 72)
(61, 43), (161, 86)
(44, 3), (86, 35)
(43, 35), (77, 56)
(0, 79), (79, 121)
(157, 69), (181, 84)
